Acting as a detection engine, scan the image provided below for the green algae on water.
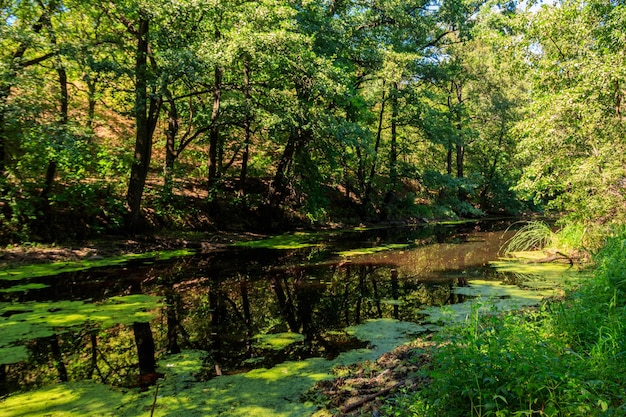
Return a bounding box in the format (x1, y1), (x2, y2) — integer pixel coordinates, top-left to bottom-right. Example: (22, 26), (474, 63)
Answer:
(232, 232), (323, 250)
(0, 381), (124, 417)
(419, 280), (553, 325)
(337, 243), (409, 258)
(0, 249), (195, 282)
(0, 294), (164, 365)
(0, 282), (49, 293)
(254, 332), (305, 350)
(1, 319), (427, 417)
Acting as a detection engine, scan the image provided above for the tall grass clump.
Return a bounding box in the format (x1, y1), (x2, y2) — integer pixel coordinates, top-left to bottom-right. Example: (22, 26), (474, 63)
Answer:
(382, 227), (626, 417)
(502, 220), (555, 254)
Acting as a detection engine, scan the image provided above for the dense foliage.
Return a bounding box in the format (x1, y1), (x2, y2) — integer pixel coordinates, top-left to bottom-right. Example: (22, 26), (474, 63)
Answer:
(1, 0), (625, 241)
(383, 226), (626, 416)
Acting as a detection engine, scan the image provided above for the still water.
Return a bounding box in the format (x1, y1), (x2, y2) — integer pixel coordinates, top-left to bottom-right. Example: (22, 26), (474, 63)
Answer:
(1, 220), (545, 397)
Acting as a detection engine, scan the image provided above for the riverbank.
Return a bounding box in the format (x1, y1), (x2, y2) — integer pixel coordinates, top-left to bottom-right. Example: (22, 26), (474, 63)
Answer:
(374, 229), (626, 417)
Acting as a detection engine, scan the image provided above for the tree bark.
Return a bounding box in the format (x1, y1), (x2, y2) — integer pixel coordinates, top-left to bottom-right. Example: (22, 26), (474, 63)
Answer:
(126, 15), (161, 232)
(41, 11), (68, 203)
(163, 90), (179, 196)
(240, 57), (252, 191)
(363, 80), (386, 209)
(208, 33), (223, 186)
(49, 334), (68, 382)
(133, 321), (156, 375)
(382, 82), (399, 218)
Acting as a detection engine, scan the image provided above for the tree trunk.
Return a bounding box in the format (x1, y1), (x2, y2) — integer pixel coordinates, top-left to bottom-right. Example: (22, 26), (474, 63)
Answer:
(163, 91), (179, 196)
(363, 81), (386, 209)
(133, 321), (156, 375)
(208, 52), (223, 186)
(166, 294), (181, 354)
(271, 276), (299, 332)
(126, 15), (160, 232)
(49, 334), (68, 382)
(240, 58), (252, 191)
(456, 144), (464, 179)
(382, 82), (398, 218)
(41, 46), (68, 202)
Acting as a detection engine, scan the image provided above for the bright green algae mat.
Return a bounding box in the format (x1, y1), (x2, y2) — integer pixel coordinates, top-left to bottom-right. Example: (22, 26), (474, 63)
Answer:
(231, 232), (325, 250)
(336, 243), (410, 258)
(0, 319), (427, 417)
(0, 294), (163, 364)
(0, 249), (195, 282)
(419, 280), (553, 324)
(420, 257), (589, 324)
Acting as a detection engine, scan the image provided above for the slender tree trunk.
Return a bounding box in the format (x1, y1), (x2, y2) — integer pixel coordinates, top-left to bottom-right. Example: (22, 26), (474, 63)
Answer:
(382, 82), (398, 218)
(456, 144), (464, 179)
(41, 47), (68, 202)
(49, 334), (68, 382)
(166, 294), (181, 354)
(133, 322), (156, 375)
(363, 81), (386, 209)
(126, 15), (161, 232)
(0, 364), (7, 396)
(87, 78), (97, 129)
(269, 128), (310, 206)
(208, 48), (223, 186)
(454, 80), (464, 180)
(88, 331), (98, 380)
(163, 91), (179, 196)
(240, 279), (252, 353)
(240, 58), (252, 191)
(271, 275), (299, 332)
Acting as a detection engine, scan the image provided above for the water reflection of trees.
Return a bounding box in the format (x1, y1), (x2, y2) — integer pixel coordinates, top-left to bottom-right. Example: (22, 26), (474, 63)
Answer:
(1, 226), (510, 394)
(169, 259), (467, 378)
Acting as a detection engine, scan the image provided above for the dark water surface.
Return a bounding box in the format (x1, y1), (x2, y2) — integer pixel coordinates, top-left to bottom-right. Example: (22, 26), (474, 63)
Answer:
(0, 220), (519, 392)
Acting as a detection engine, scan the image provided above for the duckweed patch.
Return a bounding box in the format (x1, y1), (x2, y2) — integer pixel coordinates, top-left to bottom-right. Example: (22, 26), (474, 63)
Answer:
(0, 294), (163, 364)
(0, 249), (195, 282)
(490, 258), (587, 289)
(0, 282), (49, 293)
(254, 332), (306, 350)
(337, 243), (409, 258)
(232, 232), (323, 250)
(0, 381), (124, 417)
(419, 280), (554, 324)
(1, 319), (427, 417)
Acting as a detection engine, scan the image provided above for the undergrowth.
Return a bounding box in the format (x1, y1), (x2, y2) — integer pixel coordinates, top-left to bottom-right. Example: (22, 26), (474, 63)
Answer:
(383, 226), (626, 417)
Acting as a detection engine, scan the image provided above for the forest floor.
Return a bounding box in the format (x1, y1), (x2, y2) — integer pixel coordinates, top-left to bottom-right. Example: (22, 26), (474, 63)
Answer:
(310, 337), (435, 416)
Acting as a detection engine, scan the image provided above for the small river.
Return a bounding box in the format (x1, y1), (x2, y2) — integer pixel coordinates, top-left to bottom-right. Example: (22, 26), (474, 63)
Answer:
(0, 220), (580, 416)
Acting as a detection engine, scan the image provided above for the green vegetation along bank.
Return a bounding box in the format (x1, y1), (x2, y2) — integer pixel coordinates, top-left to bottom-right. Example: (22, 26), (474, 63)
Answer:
(380, 227), (626, 416)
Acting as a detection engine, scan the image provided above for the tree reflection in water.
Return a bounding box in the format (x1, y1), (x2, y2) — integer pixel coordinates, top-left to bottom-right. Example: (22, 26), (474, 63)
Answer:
(0, 222), (516, 394)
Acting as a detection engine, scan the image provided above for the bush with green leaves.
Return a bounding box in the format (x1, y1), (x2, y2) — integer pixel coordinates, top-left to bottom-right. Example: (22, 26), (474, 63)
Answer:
(383, 228), (626, 417)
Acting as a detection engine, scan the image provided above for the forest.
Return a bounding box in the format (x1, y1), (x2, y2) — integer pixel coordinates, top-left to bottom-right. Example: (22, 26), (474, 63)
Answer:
(3, 1), (626, 416)
(2, 0), (625, 242)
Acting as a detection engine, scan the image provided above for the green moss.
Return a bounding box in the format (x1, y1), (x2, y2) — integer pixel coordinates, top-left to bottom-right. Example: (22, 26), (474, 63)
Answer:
(0, 249), (195, 282)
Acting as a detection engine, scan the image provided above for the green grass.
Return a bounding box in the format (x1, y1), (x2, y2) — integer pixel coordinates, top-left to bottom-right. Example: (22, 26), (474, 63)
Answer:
(382, 226), (626, 417)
